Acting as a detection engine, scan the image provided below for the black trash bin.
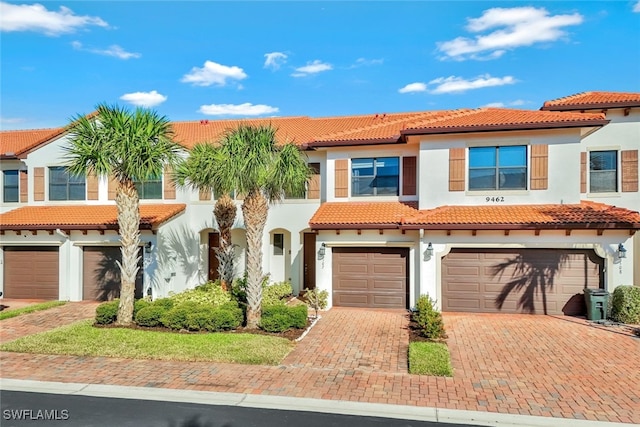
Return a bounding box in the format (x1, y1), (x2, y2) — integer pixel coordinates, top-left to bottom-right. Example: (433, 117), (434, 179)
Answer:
(584, 288), (609, 321)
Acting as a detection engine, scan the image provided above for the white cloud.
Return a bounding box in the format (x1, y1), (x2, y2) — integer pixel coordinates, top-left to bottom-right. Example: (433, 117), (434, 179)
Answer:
(482, 99), (527, 108)
(634, 1), (640, 12)
(291, 60), (332, 77)
(350, 58), (384, 68)
(119, 90), (167, 107)
(0, 2), (108, 36)
(181, 61), (247, 87)
(437, 7), (583, 61)
(264, 52), (287, 70)
(72, 41), (140, 59)
(0, 116), (27, 125)
(428, 75), (516, 94)
(198, 103), (279, 116)
(398, 82), (427, 94)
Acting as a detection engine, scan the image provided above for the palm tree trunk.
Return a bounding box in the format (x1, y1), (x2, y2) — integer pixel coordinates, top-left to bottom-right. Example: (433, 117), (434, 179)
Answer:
(115, 178), (141, 326)
(242, 189), (268, 329)
(214, 193), (237, 291)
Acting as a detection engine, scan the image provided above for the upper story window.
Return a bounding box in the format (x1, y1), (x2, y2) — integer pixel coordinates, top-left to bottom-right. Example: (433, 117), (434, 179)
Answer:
(469, 146), (527, 191)
(351, 157), (399, 196)
(3, 170), (19, 202)
(589, 150), (617, 193)
(134, 175), (162, 199)
(49, 166), (85, 200)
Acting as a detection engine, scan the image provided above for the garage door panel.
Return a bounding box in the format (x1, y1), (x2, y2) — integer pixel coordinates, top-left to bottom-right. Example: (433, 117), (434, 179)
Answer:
(442, 249), (603, 315)
(332, 247), (408, 309)
(447, 282), (480, 292)
(4, 247), (59, 299)
(446, 265), (480, 276)
(83, 247), (143, 301)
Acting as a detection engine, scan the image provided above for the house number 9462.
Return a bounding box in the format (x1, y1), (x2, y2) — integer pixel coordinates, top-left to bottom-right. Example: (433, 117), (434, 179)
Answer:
(485, 196), (505, 203)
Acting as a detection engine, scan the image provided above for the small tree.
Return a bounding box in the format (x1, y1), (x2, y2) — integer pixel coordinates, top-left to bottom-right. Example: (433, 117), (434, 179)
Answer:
(304, 288), (328, 319)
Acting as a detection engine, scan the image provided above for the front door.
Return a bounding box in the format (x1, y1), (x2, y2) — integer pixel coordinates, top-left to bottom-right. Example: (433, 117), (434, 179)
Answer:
(303, 232), (316, 290)
(208, 232), (220, 281)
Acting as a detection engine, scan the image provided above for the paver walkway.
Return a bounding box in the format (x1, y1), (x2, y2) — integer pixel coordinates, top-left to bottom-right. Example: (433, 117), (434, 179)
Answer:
(1, 304), (639, 424)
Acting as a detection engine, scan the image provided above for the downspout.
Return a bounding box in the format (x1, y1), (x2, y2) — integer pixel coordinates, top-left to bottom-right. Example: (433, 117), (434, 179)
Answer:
(55, 228), (70, 301)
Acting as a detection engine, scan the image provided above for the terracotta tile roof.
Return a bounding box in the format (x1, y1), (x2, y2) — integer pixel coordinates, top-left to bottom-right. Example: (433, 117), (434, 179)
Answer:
(400, 108), (608, 135)
(542, 91), (640, 111)
(0, 204), (186, 231)
(401, 201), (640, 230)
(0, 127), (65, 158)
(309, 201), (419, 229)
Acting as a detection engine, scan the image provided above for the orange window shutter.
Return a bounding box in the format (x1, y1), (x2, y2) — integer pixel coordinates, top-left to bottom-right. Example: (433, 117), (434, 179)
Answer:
(402, 156), (417, 196)
(87, 172), (99, 200)
(307, 162), (321, 199)
(621, 149), (638, 192)
(580, 152), (587, 193)
(34, 167), (44, 201)
(19, 170), (28, 202)
(108, 176), (117, 200)
(530, 145), (548, 190)
(163, 165), (176, 199)
(199, 189), (212, 201)
(449, 148), (465, 192)
(335, 159), (348, 198)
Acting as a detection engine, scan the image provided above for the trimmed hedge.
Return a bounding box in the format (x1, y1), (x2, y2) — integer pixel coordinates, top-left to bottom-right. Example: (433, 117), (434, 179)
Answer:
(169, 281), (231, 307)
(412, 295), (446, 340)
(135, 305), (167, 327)
(161, 301), (243, 331)
(260, 304), (308, 332)
(610, 285), (640, 324)
(262, 282), (293, 307)
(95, 300), (119, 325)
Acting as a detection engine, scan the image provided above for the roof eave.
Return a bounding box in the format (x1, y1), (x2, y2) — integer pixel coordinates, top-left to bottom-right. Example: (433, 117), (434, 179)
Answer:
(400, 120), (610, 136)
(305, 137), (402, 148)
(0, 223), (154, 232)
(309, 223), (400, 230)
(400, 222), (640, 230)
(541, 102), (640, 111)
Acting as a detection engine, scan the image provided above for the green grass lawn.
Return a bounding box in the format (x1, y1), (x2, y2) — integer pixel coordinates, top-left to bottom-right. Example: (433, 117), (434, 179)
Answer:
(0, 320), (294, 365)
(0, 301), (67, 321)
(408, 341), (453, 376)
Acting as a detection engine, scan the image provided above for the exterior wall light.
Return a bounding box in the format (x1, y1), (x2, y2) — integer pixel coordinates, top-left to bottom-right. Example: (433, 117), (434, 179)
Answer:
(144, 241), (154, 253)
(426, 242), (434, 257)
(617, 243), (627, 259)
(318, 243), (326, 259)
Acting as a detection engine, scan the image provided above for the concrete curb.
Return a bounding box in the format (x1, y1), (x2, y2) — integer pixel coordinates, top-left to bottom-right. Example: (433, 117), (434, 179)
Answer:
(0, 379), (632, 427)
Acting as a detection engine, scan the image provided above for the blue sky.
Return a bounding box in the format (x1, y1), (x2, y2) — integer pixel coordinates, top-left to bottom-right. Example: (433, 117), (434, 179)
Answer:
(1, 1), (639, 130)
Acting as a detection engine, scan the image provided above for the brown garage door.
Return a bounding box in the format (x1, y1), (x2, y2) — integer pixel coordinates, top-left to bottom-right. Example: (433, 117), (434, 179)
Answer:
(83, 247), (143, 301)
(332, 247), (408, 308)
(442, 248), (604, 315)
(3, 247), (59, 299)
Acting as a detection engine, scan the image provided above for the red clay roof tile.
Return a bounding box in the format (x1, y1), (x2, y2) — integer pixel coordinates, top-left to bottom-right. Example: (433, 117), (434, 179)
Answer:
(0, 127), (65, 158)
(542, 91), (640, 111)
(401, 201), (640, 230)
(309, 201), (419, 229)
(0, 204), (186, 231)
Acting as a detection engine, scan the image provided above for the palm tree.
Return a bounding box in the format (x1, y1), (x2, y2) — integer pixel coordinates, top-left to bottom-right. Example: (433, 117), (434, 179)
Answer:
(174, 143), (237, 290)
(64, 104), (183, 326)
(178, 124), (312, 328)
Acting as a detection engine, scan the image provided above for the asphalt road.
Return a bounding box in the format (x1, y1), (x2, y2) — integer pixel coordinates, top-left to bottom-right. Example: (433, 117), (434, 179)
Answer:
(1, 390), (483, 427)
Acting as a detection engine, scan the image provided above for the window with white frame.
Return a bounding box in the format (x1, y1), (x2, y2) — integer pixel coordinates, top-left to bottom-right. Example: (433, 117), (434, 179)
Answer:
(589, 150), (617, 193)
(3, 170), (19, 202)
(351, 157), (399, 196)
(468, 146), (527, 191)
(134, 175), (162, 199)
(49, 166), (85, 200)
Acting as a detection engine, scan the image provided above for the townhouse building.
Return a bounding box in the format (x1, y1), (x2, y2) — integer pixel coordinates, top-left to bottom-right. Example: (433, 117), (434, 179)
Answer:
(1, 91), (638, 316)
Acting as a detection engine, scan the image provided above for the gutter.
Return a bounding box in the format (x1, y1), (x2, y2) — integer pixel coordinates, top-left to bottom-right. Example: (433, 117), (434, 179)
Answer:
(400, 120), (610, 136)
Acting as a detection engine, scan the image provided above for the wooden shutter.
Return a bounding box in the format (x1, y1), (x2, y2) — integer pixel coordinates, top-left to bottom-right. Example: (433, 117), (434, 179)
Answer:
(580, 152), (587, 193)
(163, 165), (176, 199)
(530, 145), (548, 190)
(108, 176), (117, 200)
(335, 159), (348, 198)
(199, 189), (212, 201)
(449, 148), (465, 192)
(19, 170), (28, 202)
(621, 149), (638, 192)
(307, 162), (321, 199)
(34, 167), (44, 201)
(402, 156), (417, 196)
(87, 172), (99, 200)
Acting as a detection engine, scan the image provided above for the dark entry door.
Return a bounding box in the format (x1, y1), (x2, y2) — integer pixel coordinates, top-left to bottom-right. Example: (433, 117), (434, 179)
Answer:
(303, 233), (316, 290)
(208, 232), (220, 281)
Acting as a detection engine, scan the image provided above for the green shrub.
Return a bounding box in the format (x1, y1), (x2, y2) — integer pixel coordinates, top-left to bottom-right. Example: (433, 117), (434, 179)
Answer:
(231, 275), (248, 304)
(169, 282), (231, 307)
(260, 304), (308, 332)
(167, 301), (243, 332)
(161, 302), (199, 330)
(304, 288), (328, 318)
(262, 281), (293, 307)
(134, 299), (150, 315)
(610, 285), (640, 324)
(151, 298), (174, 310)
(135, 305), (167, 327)
(209, 303), (243, 331)
(412, 295), (446, 340)
(95, 300), (119, 325)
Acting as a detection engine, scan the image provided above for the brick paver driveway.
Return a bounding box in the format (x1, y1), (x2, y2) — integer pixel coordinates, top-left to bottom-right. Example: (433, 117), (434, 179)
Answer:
(1, 305), (638, 423)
